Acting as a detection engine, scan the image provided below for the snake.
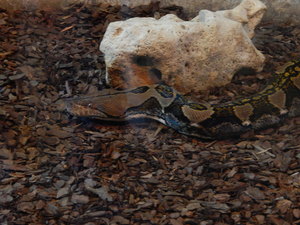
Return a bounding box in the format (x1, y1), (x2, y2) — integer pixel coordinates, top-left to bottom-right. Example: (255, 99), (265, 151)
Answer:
(60, 60), (300, 139)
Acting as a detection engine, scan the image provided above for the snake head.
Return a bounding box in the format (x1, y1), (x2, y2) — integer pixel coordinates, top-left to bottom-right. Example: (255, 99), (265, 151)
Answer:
(55, 96), (110, 119)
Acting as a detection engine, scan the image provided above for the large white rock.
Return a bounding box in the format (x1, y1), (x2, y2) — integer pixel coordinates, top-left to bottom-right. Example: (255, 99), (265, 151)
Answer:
(100, 0), (266, 93)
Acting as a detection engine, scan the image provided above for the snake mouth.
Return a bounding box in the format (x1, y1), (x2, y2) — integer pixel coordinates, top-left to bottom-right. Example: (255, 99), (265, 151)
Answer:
(53, 98), (94, 117)
(60, 98), (106, 118)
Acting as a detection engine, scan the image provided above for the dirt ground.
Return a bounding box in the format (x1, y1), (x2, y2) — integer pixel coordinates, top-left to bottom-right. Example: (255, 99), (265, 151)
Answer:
(0, 3), (300, 225)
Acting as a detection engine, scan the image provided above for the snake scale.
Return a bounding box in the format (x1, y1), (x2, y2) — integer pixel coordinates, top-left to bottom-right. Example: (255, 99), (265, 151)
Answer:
(61, 60), (300, 139)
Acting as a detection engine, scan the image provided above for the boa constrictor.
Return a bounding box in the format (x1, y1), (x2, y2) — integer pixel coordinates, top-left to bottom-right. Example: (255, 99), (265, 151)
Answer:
(61, 60), (300, 139)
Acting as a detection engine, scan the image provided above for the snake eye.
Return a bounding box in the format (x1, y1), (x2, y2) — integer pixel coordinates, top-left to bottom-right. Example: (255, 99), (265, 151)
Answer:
(131, 86), (150, 94)
(155, 84), (174, 98)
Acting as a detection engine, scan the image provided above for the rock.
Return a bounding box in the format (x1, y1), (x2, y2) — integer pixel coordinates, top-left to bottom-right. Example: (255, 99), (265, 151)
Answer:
(100, 0), (266, 93)
(101, 1), (300, 26)
(1, 1), (299, 25)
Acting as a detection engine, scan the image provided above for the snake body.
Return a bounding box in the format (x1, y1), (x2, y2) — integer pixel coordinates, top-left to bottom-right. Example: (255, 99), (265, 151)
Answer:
(63, 60), (300, 139)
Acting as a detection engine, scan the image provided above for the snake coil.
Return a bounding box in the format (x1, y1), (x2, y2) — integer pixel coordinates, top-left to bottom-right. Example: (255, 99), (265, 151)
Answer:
(62, 60), (300, 139)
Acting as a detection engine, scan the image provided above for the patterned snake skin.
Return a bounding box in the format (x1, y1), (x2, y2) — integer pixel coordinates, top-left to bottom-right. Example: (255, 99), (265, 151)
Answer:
(60, 60), (300, 139)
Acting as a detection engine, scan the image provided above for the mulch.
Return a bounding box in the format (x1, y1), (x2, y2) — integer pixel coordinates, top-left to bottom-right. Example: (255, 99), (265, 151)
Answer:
(0, 2), (300, 225)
